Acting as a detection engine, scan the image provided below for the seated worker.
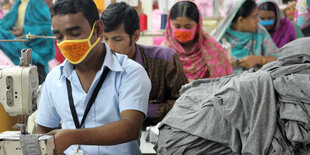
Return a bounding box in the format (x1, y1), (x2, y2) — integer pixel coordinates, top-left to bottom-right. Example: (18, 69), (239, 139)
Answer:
(35, 0), (151, 154)
(101, 2), (189, 127)
(258, 0), (303, 48)
(0, 0), (54, 83)
(212, 0), (278, 73)
(162, 1), (233, 80)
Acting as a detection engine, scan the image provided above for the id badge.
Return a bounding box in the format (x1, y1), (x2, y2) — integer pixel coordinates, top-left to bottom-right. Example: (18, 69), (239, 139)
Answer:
(72, 145), (83, 155)
(72, 150), (83, 155)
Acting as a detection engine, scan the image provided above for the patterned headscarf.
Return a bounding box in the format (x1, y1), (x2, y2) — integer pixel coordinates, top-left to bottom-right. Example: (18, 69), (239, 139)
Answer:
(163, 1), (233, 80)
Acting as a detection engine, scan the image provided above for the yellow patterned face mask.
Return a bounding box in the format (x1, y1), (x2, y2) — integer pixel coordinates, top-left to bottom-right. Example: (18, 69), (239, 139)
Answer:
(57, 24), (101, 64)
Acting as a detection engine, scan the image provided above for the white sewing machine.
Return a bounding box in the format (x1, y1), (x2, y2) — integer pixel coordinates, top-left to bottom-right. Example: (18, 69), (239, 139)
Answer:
(0, 49), (54, 155)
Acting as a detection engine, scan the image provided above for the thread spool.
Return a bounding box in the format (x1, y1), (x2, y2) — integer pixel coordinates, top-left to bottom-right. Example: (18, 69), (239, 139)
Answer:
(160, 14), (167, 30)
(140, 13), (147, 31)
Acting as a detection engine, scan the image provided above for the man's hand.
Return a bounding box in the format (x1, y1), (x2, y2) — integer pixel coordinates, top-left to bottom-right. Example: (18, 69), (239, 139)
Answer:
(239, 55), (264, 69)
(40, 110), (144, 154)
(47, 129), (76, 154)
(11, 27), (23, 37)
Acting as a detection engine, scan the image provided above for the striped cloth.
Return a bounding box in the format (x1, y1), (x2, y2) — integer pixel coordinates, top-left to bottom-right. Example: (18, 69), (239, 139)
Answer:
(134, 44), (188, 128)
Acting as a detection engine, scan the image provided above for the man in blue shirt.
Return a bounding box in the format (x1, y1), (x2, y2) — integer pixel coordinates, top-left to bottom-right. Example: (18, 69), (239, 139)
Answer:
(35, 0), (151, 154)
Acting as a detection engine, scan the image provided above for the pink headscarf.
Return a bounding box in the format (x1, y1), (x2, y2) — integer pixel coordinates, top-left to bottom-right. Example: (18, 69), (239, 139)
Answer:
(163, 1), (233, 80)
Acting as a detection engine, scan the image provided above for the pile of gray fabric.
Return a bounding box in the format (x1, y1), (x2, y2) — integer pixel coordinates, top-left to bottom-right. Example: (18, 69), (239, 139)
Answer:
(155, 38), (310, 155)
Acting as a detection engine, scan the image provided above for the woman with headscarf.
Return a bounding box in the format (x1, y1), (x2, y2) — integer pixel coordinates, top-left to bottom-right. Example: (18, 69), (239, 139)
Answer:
(258, 0), (303, 48)
(162, 1), (233, 81)
(0, 0), (54, 84)
(212, 0), (278, 73)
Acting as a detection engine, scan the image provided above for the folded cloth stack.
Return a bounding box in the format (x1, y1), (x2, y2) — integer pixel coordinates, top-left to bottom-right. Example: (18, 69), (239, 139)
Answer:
(156, 38), (310, 155)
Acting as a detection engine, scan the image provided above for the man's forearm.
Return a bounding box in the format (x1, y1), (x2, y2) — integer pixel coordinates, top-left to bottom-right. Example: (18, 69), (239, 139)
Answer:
(71, 118), (142, 146)
(36, 124), (57, 134)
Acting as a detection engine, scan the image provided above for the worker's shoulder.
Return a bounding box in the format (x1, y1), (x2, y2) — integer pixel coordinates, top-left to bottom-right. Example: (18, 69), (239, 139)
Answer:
(114, 52), (148, 77)
(138, 44), (177, 62)
(43, 62), (67, 83)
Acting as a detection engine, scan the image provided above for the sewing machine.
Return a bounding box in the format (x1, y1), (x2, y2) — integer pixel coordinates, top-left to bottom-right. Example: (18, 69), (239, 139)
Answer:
(0, 49), (54, 155)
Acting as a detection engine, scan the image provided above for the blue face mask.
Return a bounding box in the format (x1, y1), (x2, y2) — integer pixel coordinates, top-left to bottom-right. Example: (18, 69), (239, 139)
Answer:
(259, 19), (274, 26)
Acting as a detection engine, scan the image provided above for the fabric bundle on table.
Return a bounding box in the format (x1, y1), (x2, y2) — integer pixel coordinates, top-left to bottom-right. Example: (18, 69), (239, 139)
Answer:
(156, 37), (310, 155)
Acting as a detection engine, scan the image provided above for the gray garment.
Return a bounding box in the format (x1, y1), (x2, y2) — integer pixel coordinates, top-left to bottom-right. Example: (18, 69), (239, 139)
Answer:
(20, 134), (42, 155)
(156, 38), (310, 155)
(277, 37), (310, 65)
(157, 70), (278, 155)
(156, 125), (235, 155)
(262, 38), (310, 152)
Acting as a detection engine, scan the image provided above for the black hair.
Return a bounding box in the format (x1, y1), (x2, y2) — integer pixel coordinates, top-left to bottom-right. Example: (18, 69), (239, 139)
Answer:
(258, 2), (276, 13)
(100, 2), (139, 37)
(50, 0), (99, 27)
(169, 1), (199, 23)
(232, 0), (257, 23)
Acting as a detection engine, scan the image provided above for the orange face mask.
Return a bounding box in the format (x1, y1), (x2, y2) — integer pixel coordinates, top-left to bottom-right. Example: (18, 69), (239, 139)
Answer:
(57, 24), (101, 64)
(170, 20), (197, 43)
